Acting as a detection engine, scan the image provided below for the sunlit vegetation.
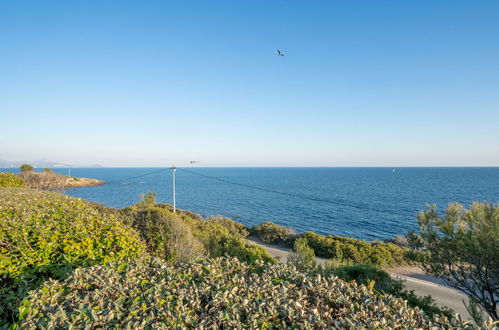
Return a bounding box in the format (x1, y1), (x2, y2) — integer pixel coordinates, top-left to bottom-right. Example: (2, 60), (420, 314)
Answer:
(0, 172), (25, 188)
(0, 188), (146, 324)
(251, 221), (407, 267)
(19, 257), (470, 328)
(408, 202), (499, 321)
(1, 187), (483, 327)
(121, 193), (274, 265)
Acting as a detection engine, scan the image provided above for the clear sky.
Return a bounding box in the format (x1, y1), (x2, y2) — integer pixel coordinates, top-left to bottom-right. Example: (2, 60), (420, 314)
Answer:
(1, 1), (498, 167)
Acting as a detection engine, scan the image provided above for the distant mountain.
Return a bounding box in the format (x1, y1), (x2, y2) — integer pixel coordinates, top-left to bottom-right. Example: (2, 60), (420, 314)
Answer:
(0, 159), (104, 168)
(84, 164), (104, 168)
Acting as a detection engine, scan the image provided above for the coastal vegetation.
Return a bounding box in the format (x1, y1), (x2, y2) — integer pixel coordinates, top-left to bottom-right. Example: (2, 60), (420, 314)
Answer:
(121, 192), (272, 265)
(0, 165), (105, 190)
(0, 185), (492, 327)
(251, 221), (407, 267)
(286, 238), (456, 319)
(408, 202), (499, 320)
(18, 169), (68, 190)
(19, 258), (468, 328)
(0, 172), (25, 188)
(251, 221), (295, 245)
(0, 188), (145, 324)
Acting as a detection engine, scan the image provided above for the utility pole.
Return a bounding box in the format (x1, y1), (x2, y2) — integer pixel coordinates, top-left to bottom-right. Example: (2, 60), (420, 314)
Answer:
(170, 161), (198, 214)
(171, 165), (176, 213)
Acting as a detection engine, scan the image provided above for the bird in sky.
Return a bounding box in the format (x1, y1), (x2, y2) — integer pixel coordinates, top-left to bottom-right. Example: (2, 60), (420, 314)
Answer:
(277, 49), (285, 56)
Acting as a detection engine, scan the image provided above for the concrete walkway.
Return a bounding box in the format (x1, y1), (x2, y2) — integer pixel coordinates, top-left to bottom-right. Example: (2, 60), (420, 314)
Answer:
(247, 236), (470, 319)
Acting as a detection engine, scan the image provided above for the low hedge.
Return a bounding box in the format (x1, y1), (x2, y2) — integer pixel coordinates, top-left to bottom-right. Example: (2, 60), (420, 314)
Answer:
(301, 232), (407, 267)
(0, 188), (146, 324)
(19, 257), (469, 328)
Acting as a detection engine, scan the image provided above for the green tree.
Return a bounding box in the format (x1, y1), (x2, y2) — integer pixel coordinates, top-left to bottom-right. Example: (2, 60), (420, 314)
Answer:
(43, 168), (52, 173)
(19, 164), (34, 172)
(408, 202), (499, 320)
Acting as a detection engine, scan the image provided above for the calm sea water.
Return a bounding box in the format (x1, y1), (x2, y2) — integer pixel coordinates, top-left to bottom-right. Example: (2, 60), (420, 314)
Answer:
(4, 167), (498, 241)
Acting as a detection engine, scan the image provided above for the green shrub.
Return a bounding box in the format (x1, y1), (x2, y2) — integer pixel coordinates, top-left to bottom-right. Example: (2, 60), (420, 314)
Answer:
(301, 232), (407, 267)
(0, 188), (146, 324)
(287, 237), (317, 273)
(185, 215), (275, 264)
(121, 204), (205, 263)
(206, 215), (249, 237)
(0, 172), (25, 188)
(331, 264), (455, 318)
(19, 258), (470, 328)
(251, 221), (295, 244)
(333, 264), (398, 292)
(122, 196), (273, 265)
(42, 168), (52, 173)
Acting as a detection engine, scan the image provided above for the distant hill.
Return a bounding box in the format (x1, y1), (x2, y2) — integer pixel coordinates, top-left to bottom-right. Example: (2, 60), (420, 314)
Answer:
(0, 159), (104, 168)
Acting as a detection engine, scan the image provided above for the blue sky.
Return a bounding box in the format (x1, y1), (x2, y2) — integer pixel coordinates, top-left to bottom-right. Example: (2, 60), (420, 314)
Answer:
(1, 1), (498, 166)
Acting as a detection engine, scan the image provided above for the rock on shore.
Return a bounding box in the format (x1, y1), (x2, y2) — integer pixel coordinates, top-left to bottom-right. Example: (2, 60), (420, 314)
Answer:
(65, 177), (105, 187)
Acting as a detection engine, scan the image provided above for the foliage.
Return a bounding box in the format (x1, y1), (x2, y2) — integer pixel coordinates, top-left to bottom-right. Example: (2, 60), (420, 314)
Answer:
(206, 215), (249, 237)
(19, 257), (471, 329)
(384, 235), (409, 247)
(251, 221), (295, 245)
(287, 237), (317, 273)
(0, 172), (25, 188)
(122, 194), (273, 265)
(301, 231), (407, 267)
(408, 202), (499, 320)
(0, 188), (146, 324)
(42, 168), (52, 173)
(329, 264), (455, 318)
(19, 164), (33, 172)
(182, 212), (275, 264)
(18, 170), (67, 190)
(121, 199), (205, 263)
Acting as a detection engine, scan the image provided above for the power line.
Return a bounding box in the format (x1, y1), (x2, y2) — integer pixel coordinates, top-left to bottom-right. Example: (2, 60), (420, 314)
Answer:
(177, 167), (415, 218)
(105, 168), (171, 185)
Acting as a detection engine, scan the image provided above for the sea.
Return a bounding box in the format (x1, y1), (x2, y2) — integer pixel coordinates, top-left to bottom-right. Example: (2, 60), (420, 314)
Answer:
(3, 167), (498, 241)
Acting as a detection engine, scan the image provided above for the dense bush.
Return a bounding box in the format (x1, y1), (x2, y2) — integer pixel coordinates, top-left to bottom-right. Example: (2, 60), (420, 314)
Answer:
(0, 172), (25, 188)
(330, 264), (454, 318)
(301, 231), (406, 267)
(251, 221), (296, 244)
(333, 264), (393, 288)
(19, 257), (470, 328)
(122, 194), (273, 265)
(121, 202), (205, 263)
(0, 188), (146, 324)
(183, 213), (274, 264)
(206, 215), (250, 237)
(18, 170), (67, 190)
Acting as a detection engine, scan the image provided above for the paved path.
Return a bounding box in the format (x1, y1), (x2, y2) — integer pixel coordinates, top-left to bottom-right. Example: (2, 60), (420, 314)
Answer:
(247, 237), (470, 319)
